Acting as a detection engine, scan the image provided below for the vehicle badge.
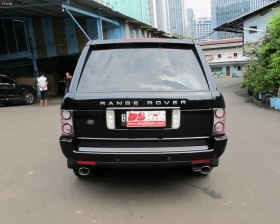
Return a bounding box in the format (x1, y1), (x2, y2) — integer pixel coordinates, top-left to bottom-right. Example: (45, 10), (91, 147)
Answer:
(86, 120), (95, 125)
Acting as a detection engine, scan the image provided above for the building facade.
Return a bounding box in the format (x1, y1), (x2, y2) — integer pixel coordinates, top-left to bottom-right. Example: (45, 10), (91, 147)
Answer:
(0, 0), (170, 96)
(167, 0), (188, 36)
(150, 0), (168, 33)
(213, 1), (280, 55)
(103, 0), (150, 25)
(200, 38), (246, 77)
(196, 17), (212, 43)
(150, 0), (188, 37)
(148, 0), (155, 28)
(211, 0), (274, 39)
(187, 8), (196, 39)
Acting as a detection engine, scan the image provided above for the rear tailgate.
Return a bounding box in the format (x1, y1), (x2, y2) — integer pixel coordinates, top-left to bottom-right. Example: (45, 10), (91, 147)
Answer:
(72, 92), (213, 140)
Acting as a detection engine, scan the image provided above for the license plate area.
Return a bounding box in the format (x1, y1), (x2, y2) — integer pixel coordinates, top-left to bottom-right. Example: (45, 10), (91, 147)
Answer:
(115, 109), (173, 129)
(127, 111), (166, 128)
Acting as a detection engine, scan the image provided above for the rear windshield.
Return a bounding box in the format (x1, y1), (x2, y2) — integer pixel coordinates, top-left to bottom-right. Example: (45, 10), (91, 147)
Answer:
(77, 48), (209, 92)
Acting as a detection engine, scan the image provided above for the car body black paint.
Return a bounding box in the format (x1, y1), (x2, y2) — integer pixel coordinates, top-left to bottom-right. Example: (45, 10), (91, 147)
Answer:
(59, 39), (228, 173)
(0, 74), (37, 106)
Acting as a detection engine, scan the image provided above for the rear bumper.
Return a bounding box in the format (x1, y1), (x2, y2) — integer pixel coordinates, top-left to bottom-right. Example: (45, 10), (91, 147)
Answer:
(59, 135), (228, 168)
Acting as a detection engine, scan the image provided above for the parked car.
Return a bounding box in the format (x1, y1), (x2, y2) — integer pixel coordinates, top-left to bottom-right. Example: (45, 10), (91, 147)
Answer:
(0, 74), (37, 106)
(59, 38), (228, 178)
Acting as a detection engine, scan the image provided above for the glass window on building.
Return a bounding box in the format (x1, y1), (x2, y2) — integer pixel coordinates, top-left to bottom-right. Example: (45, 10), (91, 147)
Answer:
(249, 26), (258, 33)
(211, 67), (223, 72)
(0, 19), (28, 55)
(4, 20), (17, 53)
(14, 20), (27, 52)
(0, 20), (7, 55)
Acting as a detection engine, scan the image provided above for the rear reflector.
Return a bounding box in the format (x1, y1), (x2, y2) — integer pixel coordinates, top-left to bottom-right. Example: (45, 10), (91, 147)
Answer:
(191, 159), (210, 164)
(77, 161), (96, 166)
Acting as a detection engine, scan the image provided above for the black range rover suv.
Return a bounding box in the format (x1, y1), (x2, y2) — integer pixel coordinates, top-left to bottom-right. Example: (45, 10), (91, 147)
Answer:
(59, 38), (228, 178)
(0, 74), (37, 106)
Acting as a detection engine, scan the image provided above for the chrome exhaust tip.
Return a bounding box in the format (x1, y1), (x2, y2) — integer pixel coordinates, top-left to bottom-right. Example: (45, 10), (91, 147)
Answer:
(199, 166), (212, 175)
(191, 165), (201, 172)
(78, 167), (90, 176)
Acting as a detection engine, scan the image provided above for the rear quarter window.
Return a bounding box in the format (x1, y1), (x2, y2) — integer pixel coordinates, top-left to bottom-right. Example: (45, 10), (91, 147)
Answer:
(77, 47), (209, 92)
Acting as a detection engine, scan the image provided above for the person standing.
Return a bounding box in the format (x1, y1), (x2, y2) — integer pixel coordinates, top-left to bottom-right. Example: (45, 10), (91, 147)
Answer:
(62, 72), (72, 95)
(37, 72), (48, 106)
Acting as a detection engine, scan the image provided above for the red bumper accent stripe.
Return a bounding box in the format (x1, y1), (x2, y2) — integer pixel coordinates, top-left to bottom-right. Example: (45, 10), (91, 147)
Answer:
(191, 159), (210, 165)
(77, 161), (96, 165)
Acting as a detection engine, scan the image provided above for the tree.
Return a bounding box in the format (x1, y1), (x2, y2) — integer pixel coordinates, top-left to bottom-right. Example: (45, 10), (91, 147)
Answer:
(242, 11), (280, 96)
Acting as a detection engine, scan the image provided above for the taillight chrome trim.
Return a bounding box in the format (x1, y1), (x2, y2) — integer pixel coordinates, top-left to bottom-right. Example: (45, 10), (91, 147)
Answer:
(62, 123), (73, 135)
(61, 110), (74, 136)
(213, 108), (226, 134)
(214, 121), (225, 134)
(214, 109), (225, 118)
(61, 110), (72, 120)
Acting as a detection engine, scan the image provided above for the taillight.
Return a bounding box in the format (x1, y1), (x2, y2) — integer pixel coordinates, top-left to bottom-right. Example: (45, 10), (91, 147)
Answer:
(214, 109), (225, 118)
(213, 108), (226, 134)
(61, 110), (72, 120)
(62, 123), (73, 135)
(61, 110), (74, 136)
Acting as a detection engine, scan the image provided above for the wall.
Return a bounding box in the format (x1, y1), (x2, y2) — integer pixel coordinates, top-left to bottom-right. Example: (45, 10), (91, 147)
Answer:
(202, 47), (243, 55)
(210, 64), (245, 77)
(33, 17), (90, 59)
(243, 7), (279, 43)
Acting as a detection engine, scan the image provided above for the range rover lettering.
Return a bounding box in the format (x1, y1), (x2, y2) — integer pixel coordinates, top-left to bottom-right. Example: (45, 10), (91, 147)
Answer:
(59, 38), (228, 178)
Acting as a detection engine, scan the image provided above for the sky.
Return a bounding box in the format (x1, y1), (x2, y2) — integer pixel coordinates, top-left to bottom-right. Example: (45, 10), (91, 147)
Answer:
(187, 0), (211, 18)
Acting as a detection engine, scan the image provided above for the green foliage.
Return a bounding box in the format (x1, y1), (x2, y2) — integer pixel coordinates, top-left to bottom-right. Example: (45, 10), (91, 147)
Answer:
(174, 34), (192, 40)
(241, 11), (280, 96)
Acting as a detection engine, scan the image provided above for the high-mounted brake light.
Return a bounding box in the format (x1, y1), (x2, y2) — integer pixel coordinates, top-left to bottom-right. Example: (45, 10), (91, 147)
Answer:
(213, 108), (226, 134)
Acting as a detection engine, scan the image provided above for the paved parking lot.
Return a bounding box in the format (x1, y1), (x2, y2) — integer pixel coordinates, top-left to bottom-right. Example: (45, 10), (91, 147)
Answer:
(1, 78), (280, 224)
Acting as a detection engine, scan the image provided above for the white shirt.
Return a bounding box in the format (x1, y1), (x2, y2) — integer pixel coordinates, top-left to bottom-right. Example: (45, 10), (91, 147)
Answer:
(37, 76), (48, 91)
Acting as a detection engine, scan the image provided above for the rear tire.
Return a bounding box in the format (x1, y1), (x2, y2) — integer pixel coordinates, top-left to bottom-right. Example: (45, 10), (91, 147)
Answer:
(24, 91), (35, 105)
